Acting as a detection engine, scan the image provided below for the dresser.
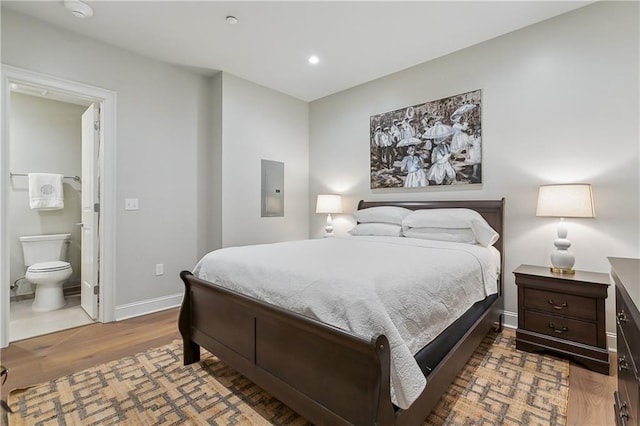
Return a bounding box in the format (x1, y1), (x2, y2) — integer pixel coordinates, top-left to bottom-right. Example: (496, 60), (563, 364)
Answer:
(611, 257), (640, 426)
(514, 264), (610, 374)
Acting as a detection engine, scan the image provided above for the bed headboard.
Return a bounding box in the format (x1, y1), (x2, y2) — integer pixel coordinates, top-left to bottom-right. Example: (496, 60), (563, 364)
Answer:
(357, 199), (505, 289)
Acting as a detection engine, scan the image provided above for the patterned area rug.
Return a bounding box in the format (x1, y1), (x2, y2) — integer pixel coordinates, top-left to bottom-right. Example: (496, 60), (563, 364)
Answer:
(425, 332), (569, 425)
(6, 331), (569, 425)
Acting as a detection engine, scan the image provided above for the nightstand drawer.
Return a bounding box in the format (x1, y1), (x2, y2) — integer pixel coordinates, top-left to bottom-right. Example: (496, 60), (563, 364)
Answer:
(523, 310), (597, 346)
(524, 288), (597, 320)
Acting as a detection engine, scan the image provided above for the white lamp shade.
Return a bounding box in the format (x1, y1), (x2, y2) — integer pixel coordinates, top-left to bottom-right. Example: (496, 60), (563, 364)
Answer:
(536, 184), (595, 218)
(316, 194), (343, 214)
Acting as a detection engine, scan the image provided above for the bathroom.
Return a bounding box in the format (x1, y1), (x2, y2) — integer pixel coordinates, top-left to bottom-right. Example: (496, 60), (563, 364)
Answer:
(8, 86), (95, 341)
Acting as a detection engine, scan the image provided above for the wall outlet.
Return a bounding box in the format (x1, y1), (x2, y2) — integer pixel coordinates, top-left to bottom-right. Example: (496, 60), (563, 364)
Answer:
(155, 264), (164, 276)
(124, 198), (139, 210)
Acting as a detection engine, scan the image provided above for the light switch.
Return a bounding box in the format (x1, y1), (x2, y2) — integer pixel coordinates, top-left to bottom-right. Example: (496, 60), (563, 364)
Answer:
(124, 198), (139, 211)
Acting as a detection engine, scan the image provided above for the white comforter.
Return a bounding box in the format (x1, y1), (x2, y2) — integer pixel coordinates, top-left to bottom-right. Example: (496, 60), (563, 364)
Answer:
(193, 236), (500, 409)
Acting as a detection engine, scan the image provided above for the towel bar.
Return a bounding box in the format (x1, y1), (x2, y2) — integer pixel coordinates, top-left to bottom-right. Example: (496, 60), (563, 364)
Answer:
(9, 172), (81, 183)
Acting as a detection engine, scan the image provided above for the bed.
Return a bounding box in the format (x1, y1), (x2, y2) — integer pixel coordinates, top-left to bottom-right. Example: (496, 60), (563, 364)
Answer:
(179, 199), (505, 425)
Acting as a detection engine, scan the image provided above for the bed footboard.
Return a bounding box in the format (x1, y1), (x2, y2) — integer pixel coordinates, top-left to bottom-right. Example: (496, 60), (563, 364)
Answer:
(179, 270), (396, 426)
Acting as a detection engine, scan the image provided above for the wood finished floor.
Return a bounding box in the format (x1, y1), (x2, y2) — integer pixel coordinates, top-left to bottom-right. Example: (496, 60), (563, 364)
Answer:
(0, 308), (617, 425)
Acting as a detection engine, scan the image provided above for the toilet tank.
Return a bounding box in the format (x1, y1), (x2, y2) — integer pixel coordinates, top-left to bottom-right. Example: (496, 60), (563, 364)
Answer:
(19, 233), (71, 267)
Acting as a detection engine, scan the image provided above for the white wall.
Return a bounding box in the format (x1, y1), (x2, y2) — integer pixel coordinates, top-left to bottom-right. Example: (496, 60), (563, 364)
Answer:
(9, 93), (83, 294)
(2, 9), (209, 309)
(2, 9), (310, 317)
(309, 1), (640, 337)
(201, 72), (223, 257)
(220, 72), (309, 247)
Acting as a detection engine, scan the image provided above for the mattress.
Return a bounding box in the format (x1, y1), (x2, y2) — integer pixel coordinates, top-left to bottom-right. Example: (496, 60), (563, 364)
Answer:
(193, 236), (500, 409)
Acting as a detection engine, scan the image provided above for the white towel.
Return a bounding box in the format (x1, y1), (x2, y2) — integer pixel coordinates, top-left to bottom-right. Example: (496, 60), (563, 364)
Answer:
(28, 173), (64, 210)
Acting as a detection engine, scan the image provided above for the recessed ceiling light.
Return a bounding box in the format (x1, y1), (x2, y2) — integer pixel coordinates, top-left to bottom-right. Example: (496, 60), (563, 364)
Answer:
(226, 16), (238, 25)
(64, 0), (93, 19)
(308, 55), (320, 65)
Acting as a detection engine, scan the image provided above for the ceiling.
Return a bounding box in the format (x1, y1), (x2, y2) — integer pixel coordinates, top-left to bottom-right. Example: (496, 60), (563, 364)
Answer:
(3, 1), (593, 102)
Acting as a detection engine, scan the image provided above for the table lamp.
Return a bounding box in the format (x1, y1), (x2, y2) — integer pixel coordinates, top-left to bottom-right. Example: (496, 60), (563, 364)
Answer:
(536, 184), (595, 274)
(316, 194), (343, 237)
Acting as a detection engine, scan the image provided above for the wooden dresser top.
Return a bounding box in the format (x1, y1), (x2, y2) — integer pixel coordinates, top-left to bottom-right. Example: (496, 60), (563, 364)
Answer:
(609, 257), (640, 306)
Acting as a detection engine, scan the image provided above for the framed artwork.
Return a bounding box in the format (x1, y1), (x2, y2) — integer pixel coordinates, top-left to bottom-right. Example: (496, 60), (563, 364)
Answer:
(370, 89), (482, 189)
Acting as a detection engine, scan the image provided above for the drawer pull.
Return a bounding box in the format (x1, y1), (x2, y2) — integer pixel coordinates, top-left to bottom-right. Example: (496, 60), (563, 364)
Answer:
(620, 401), (629, 420)
(548, 323), (568, 334)
(548, 299), (567, 310)
(618, 311), (629, 324)
(619, 355), (629, 372)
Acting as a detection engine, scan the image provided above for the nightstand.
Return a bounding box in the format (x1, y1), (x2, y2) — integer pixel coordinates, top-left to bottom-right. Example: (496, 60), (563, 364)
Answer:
(514, 264), (610, 374)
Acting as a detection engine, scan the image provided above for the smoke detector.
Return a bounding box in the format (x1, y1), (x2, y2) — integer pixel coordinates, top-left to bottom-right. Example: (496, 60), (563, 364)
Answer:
(64, 0), (94, 19)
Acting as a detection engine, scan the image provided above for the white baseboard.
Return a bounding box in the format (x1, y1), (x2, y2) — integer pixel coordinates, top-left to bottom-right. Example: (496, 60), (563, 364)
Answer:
(503, 310), (518, 329)
(115, 293), (182, 321)
(607, 332), (617, 353)
(501, 310), (617, 353)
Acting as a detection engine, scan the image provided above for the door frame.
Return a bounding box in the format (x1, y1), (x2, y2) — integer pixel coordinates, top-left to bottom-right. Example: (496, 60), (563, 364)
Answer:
(0, 65), (116, 347)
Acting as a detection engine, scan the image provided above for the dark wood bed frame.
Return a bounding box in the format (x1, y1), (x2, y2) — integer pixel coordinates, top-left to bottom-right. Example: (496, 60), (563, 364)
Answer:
(179, 199), (505, 425)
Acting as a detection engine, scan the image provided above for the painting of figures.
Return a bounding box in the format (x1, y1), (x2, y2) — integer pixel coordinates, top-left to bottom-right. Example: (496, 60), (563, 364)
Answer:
(370, 89), (482, 189)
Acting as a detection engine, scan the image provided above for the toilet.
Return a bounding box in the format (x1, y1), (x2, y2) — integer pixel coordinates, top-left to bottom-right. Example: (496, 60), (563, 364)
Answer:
(19, 233), (73, 312)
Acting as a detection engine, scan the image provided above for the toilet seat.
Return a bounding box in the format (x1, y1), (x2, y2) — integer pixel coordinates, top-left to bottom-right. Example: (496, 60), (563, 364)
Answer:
(27, 261), (71, 274)
(25, 261), (72, 312)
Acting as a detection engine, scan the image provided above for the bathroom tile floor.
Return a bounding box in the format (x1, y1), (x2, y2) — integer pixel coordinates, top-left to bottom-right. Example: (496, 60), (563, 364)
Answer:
(9, 295), (94, 342)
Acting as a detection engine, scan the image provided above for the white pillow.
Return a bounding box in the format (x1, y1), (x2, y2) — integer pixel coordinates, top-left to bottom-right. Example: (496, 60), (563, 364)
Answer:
(349, 223), (403, 237)
(353, 206), (412, 225)
(402, 227), (477, 244)
(402, 208), (499, 247)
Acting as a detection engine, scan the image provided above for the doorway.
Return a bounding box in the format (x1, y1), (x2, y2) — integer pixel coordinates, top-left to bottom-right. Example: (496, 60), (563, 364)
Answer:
(8, 90), (97, 340)
(1, 65), (116, 347)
